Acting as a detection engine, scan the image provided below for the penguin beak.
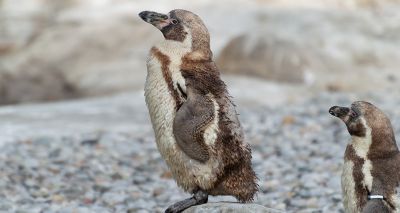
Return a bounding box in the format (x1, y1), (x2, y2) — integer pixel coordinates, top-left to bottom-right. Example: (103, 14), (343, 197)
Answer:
(329, 105), (359, 123)
(139, 11), (171, 30)
(329, 106), (350, 118)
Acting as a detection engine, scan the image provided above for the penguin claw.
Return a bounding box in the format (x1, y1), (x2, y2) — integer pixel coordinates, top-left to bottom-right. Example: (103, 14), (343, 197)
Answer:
(164, 191), (208, 213)
(164, 207), (176, 213)
(164, 206), (181, 213)
(164, 197), (194, 213)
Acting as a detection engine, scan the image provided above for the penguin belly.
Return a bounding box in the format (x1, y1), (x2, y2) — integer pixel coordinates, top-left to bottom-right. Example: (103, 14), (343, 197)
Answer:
(342, 160), (360, 213)
(144, 54), (220, 192)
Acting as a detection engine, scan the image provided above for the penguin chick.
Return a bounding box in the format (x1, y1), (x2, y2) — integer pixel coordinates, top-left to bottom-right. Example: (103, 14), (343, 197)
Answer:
(329, 101), (400, 213)
(139, 9), (258, 213)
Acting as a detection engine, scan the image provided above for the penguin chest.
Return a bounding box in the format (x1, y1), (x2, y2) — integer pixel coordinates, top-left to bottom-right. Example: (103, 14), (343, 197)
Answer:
(342, 160), (375, 213)
(144, 48), (220, 192)
(144, 50), (182, 149)
(342, 160), (360, 213)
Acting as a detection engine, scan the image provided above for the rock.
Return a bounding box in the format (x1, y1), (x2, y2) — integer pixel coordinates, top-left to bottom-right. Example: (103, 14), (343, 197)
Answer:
(217, 9), (400, 92)
(217, 35), (310, 84)
(183, 203), (283, 213)
(0, 0), (158, 105)
(51, 194), (65, 203)
(101, 191), (128, 206)
(0, 202), (12, 211)
(80, 138), (99, 147)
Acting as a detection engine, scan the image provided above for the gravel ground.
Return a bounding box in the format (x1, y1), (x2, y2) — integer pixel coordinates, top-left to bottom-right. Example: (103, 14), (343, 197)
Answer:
(1, 90), (400, 213)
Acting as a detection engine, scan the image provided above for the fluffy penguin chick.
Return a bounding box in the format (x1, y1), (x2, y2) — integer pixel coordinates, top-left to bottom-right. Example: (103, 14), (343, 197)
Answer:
(139, 9), (258, 213)
(329, 101), (400, 213)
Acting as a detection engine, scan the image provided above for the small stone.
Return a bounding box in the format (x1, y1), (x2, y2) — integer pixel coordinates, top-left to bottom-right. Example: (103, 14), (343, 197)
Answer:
(152, 187), (165, 197)
(160, 170), (173, 179)
(282, 115), (296, 125)
(81, 139), (99, 146)
(132, 175), (149, 185)
(48, 149), (61, 158)
(0, 202), (12, 211)
(101, 191), (127, 206)
(111, 172), (123, 180)
(184, 203), (283, 213)
(51, 194), (65, 203)
(83, 198), (94, 205)
(131, 191), (142, 199)
(93, 184), (110, 194)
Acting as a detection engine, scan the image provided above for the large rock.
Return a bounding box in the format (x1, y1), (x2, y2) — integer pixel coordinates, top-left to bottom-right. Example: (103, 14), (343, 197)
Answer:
(184, 203), (284, 213)
(217, 8), (400, 92)
(217, 35), (313, 84)
(0, 0), (158, 104)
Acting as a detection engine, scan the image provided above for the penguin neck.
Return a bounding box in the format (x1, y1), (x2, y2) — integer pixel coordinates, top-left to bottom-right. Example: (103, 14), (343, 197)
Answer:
(350, 124), (372, 159)
(156, 33), (192, 55)
(155, 24), (213, 65)
(368, 135), (399, 159)
(350, 129), (399, 160)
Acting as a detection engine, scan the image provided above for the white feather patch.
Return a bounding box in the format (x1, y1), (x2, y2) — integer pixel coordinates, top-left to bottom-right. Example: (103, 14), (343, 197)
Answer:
(351, 118), (373, 192)
(342, 160), (359, 213)
(203, 94), (219, 146)
(156, 27), (192, 95)
(351, 118), (372, 158)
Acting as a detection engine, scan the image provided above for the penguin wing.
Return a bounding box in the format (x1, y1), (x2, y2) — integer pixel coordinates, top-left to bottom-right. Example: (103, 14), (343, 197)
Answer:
(362, 199), (390, 213)
(173, 81), (214, 163)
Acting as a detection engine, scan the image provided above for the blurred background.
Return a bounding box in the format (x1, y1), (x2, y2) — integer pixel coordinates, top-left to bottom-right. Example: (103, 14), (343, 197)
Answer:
(1, 0), (400, 212)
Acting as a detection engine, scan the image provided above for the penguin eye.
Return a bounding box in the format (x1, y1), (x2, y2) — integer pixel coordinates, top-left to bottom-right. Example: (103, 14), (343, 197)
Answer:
(350, 110), (358, 118)
(171, 19), (179, 25)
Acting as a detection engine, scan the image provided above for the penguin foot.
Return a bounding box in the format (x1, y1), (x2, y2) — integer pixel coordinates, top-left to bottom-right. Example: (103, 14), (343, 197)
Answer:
(165, 190), (208, 213)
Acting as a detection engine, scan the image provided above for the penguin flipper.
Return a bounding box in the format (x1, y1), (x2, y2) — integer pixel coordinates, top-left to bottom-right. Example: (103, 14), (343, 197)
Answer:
(361, 199), (390, 213)
(173, 85), (214, 163)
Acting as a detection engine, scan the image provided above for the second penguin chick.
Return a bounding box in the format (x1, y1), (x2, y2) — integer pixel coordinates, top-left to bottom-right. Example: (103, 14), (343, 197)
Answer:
(329, 101), (400, 213)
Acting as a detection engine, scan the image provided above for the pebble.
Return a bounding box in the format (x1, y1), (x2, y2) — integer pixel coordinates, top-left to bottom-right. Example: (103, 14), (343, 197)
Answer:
(101, 191), (127, 206)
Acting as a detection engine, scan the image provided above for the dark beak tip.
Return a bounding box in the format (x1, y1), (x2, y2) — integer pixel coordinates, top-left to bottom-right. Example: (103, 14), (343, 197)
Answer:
(138, 11), (146, 19)
(328, 106), (338, 116)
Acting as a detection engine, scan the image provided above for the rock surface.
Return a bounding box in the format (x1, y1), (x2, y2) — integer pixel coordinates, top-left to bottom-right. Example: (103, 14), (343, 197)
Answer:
(0, 0), (158, 104)
(217, 8), (400, 91)
(184, 203), (283, 213)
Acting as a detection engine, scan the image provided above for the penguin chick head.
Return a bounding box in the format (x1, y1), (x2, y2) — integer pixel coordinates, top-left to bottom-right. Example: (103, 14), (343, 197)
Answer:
(139, 9), (209, 43)
(329, 101), (364, 137)
(139, 9), (212, 59)
(329, 101), (398, 152)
